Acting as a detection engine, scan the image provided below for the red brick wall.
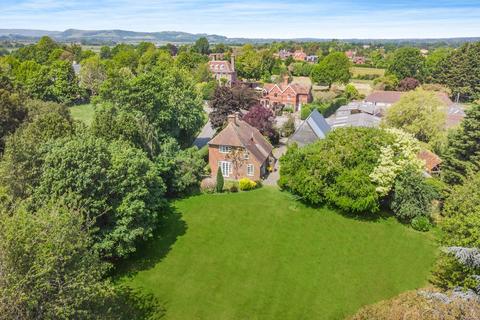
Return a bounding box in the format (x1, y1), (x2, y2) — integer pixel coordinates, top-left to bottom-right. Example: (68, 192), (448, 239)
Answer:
(209, 145), (264, 181)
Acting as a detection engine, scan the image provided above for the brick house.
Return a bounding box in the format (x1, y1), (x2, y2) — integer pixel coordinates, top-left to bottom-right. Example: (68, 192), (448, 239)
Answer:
(208, 114), (273, 181)
(293, 50), (307, 61)
(208, 56), (237, 87)
(260, 76), (312, 111)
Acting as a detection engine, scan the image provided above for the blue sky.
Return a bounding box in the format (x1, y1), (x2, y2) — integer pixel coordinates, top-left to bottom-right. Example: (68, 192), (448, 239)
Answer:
(1, 0), (480, 38)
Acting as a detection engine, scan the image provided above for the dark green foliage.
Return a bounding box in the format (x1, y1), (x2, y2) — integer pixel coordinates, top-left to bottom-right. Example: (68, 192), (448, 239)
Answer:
(33, 136), (167, 259)
(442, 104), (480, 185)
(216, 167), (224, 193)
(0, 100), (74, 200)
(0, 81), (26, 153)
(281, 115), (295, 137)
(155, 139), (206, 197)
(0, 203), (115, 319)
(387, 47), (425, 80)
(390, 167), (436, 221)
(279, 127), (393, 213)
(436, 42), (480, 101)
(192, 37), (210, 55)
(431, 172), (480, 290)
(14, 59), (83, 104)
(310, 52), (351, 88)
(410, 216), (432, 232)
(98, 64), (204, 148)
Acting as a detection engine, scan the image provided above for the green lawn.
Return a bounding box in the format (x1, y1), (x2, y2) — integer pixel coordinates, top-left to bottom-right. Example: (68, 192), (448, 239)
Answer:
(351, 66), (386, 77)
(69, 104), (95, 125)
(120, 187), (437, 320)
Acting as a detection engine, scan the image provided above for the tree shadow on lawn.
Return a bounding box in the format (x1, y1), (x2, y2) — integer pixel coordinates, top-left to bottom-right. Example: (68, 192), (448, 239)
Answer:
(114, 206), (187, 280)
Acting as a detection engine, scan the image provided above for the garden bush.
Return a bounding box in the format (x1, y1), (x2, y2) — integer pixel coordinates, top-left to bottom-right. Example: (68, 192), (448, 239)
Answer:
(390, 167), (437, 221)
(239, 178), (257, 191)
(279, 127), (395, 213)
(411, 216), (432, 232)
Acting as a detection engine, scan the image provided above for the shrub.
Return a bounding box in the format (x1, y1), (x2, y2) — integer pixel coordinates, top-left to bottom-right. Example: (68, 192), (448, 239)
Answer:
(229, 185), (239, 193)
(239, 178), (257, 191)
(349, 289), (480, 320)
(283, 106), (293, 113)
(215, 168), (224, 193)
(281, 115), (295, 137)
(411, 216), (432, 232)
(390, 167), (437, 221)
(279, 127), (394, 213)
(200, 178), (215, 193)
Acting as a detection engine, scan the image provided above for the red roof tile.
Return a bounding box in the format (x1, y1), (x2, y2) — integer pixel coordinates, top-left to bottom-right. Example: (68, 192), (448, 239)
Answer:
(418, 150), (442, 172)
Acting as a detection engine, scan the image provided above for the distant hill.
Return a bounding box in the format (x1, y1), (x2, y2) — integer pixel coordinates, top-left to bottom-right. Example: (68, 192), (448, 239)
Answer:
(0, 28), (479, 45)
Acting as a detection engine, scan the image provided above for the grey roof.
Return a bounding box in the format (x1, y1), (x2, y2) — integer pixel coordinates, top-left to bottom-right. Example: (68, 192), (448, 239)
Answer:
(328, 112), (381, 129)
(336, 102), (382, 116)
(289, 109), (331, 147)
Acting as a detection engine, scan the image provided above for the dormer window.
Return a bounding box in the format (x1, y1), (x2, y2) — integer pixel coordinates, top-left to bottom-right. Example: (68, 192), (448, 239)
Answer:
(219, 145), (231, 153)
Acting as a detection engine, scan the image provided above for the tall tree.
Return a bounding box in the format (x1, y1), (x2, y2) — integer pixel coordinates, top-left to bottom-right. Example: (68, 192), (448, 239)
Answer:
(192, 37), (210, 55)
(310, 52), (351, 88)
(0, 204), (115, 319)
(242, 104), (277, 142)
(33, 136), (168, 259)
(436, 42), (480, 101)
(387, 47), (425, 80)
(384, 89), (447, 146)
(442, 104), (480, 185)
(0, 78), (26, 153)
(79, 55), (107, 96)
(209, 86), (259, 129)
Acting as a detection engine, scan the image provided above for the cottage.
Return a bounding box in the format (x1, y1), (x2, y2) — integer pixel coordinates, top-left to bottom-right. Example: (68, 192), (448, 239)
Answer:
(208, 56), (237, 87)
(208, 114), (273, 181)
(260, 76), (312, 111)
(289, 109), (331, 146)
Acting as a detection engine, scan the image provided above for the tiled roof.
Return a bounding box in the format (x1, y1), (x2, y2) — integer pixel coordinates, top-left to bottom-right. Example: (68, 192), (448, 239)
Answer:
(208, 60), (234, 73)
(365, 91), (454, 106)
(263, 83), (310, 95)
(208, 116), (273, 163)
(365, 91), (405, 104)
(418, 150), (442, 172)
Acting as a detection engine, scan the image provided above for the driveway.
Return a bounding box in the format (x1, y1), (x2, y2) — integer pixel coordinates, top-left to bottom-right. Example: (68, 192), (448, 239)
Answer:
(193, 106), (214, 149)
(263, 139), (288, 186)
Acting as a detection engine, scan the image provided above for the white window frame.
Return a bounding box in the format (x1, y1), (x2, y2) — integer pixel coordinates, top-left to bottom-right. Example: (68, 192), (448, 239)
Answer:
(244, 152), (249, 159)
(219, 145), (231, 154)
(219, 161), (232, 177)
(247, 164), (254, 177)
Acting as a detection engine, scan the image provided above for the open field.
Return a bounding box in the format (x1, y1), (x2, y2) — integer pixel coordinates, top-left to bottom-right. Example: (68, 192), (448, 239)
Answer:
(351, 67), (386, 77)
(120, 187), (437, 320)
(69, 103), (95, 125)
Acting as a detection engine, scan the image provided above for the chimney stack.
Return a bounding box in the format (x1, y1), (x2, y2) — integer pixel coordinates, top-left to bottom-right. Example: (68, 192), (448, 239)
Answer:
(282, 75), (289, 87)
(231, 55), (235, 71)
(227, 113), (237, 125)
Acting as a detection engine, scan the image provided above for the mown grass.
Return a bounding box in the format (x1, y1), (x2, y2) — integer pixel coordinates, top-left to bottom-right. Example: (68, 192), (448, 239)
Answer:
(69, 103), (95, 125)
(351, 67), (386, 77)
(119, 187), (437, 320)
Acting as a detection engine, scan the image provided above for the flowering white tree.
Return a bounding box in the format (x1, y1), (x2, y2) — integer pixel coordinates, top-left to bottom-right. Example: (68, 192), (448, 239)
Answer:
(370, 128), (424, 196)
